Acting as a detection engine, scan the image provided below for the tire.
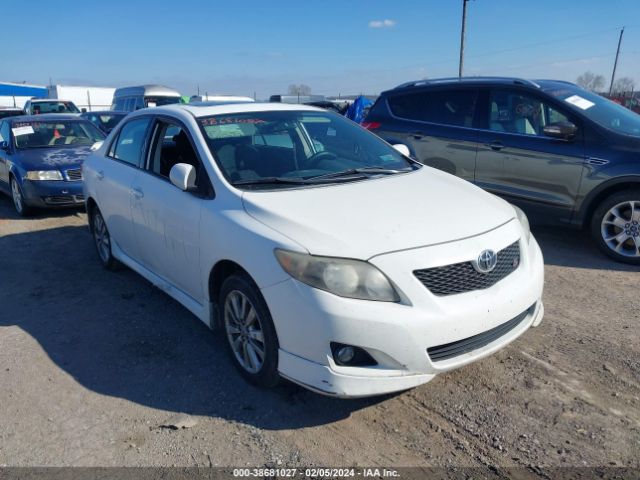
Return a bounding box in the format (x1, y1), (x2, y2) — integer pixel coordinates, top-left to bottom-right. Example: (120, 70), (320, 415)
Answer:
(590, 189), (640, 265)
(90, 207), (118, 270)
(10, 176), (32, 217)
(219, 273), (280, 388)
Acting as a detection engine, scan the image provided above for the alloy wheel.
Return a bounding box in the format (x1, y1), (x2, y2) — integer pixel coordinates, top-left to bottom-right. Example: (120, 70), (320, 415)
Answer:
(11, 178), (23, 214)
(600, 200), (640, 258)
(93, 211), (111, 263)
(224, 290), (266, 374)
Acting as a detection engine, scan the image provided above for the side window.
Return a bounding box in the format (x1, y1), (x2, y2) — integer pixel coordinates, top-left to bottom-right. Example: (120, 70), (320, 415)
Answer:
(108, 117), (151, 166)
(488, 89), (572, 136)
(148, 120), (203, 185)
(388, 89), (477, 127)
(133, 97), (144, 111)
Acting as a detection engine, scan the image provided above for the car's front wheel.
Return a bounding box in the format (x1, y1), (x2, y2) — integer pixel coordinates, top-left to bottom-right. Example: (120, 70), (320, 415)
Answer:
(591, 190), (640, 264)
(10, 177), (32, 217)
(220, 273), (280, 388)
(91, 207), (118, 270)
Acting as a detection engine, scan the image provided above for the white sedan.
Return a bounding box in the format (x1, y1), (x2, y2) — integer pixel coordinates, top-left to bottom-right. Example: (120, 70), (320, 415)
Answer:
(83, 103), (544, 398)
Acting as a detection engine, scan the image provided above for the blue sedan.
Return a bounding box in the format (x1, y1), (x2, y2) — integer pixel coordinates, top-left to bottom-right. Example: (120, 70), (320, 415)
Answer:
(0, 114), (105, 216)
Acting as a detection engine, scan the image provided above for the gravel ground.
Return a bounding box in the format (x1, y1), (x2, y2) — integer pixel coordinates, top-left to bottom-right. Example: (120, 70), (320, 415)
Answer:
(0, 195), (638, 474)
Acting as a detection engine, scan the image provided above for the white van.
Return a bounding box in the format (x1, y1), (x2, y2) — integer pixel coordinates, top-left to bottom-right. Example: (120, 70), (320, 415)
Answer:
(111, 85), (181, 112)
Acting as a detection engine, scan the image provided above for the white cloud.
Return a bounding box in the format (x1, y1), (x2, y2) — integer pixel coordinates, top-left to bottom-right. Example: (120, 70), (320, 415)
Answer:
(368, 19), (396, 29)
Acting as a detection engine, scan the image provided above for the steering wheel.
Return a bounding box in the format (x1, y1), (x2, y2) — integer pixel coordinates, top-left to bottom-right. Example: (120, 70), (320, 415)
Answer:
(306, 151), (337, 169)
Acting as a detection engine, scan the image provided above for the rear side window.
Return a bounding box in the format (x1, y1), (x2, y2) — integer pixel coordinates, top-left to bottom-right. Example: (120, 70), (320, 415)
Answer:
(108, 117), (151, 166)
(388, 89), (478, 127)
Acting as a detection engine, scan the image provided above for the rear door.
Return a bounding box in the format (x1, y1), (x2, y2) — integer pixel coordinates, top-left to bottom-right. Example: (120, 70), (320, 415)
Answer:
(373, 87), (480, 182)
(94, 116), (152, 259)
(475, 88), (586, 221)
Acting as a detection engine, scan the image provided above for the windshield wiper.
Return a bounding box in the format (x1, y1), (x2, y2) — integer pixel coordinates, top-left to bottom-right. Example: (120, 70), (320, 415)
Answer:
(308, 166), (410, 181)
(231, 176), (314, 186)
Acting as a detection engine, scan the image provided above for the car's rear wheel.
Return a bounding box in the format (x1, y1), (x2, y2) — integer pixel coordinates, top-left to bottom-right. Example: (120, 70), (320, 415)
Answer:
(220, 273), (279, 388)
(10, 177), (32, 217)
(91, 207), (118, 270)
(591, 190), (640, 264)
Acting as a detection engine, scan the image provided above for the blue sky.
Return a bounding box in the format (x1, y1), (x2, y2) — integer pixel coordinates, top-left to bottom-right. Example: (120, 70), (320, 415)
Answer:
(3, 0), (639, 98)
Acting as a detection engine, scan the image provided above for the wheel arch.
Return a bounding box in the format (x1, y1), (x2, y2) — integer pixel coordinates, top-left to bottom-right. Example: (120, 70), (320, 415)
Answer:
(208, 259), (254, 329)
(85, 197), (99, 229)
(578, 176), (640, 227)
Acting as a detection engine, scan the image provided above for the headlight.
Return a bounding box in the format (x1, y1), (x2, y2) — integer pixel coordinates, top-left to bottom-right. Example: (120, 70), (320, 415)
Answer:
(25, 170), (63, 181)
(275, 249), (400, 302)
(513, 205), (531, 242)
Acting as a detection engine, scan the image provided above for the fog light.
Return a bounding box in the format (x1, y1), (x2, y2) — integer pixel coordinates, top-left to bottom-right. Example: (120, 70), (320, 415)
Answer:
(336, 346), (355, 364)
(330, 342), (378, 367)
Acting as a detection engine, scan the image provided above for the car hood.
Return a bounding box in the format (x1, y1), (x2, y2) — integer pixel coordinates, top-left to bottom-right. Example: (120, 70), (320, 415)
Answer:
(13, 146), (92, 170)
(242, 167), (516, 259)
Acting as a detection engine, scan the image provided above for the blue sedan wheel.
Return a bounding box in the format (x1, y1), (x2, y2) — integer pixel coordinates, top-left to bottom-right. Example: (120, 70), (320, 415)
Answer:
(11, 177), (31, 217)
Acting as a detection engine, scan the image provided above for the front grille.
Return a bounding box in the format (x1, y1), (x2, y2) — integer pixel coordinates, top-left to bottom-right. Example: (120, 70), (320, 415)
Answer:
(413, 241), (520, 296)
(427, 304), (535, 362)
(65, 168), (82, 181)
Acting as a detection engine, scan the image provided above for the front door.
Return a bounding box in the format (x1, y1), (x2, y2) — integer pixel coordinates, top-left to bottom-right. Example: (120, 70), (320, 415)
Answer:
(475, 88), (586, 222)
(130, 118), (206, 302)
(0, 121), (10, 185)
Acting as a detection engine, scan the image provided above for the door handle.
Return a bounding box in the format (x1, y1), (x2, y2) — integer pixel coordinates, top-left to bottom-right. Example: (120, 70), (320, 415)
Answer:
(96, 170), (104, 180)
(410, 131), (425, 139)
(485, 141), (504, 151)
(131, 187), (144, 199)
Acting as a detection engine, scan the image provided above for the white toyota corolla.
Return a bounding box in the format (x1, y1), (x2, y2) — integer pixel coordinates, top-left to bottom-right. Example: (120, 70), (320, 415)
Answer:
(83, 103), (544, 398)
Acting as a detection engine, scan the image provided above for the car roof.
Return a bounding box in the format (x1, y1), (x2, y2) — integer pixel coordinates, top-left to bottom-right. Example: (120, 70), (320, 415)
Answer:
(0, 106), (22, 110)
(81, 110), (127, 115)
(29, 98), (75, 103)
(149, 102), (323, 118)
(8, 114), (88, 123)
(114, 84), (181, 97)
(382, 77), (579, 95)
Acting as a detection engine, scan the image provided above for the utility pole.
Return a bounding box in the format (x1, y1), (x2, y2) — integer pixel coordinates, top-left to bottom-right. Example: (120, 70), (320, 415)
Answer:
(609, 27), (625, 95)
(458, 0), (470, 78)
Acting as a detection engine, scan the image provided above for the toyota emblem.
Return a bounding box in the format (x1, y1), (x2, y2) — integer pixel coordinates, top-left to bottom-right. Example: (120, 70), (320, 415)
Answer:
(474, 249), (498, 273)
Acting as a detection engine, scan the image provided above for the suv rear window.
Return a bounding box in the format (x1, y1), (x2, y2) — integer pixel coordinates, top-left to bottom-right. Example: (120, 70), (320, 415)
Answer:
(388, 89), (477, 127)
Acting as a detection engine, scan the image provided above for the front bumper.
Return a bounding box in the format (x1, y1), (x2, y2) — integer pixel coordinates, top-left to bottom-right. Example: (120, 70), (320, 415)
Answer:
(261, 220), (544, 398)
(20, 179), (84, 208)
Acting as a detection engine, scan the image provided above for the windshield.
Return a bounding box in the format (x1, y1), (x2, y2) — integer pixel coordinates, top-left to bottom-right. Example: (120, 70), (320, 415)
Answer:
(12, 120), (106, 149)
(199, 111), (415, 189)
(145, 96), (181, 107)
(31, 101), (80, 114)
(545, 86), (640, 137)
(88, 113), (126, 131)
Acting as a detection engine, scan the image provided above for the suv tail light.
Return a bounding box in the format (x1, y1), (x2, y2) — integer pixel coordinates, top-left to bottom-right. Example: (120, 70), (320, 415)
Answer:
(361, 121), (381, 130)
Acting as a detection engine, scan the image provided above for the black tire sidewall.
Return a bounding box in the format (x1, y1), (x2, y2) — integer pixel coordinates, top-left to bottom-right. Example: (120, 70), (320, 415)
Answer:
(91, 208), (117, 270)
(590, 189), (640, 265)
(219, 273), (280, 388)
(11, 177), (31, 217)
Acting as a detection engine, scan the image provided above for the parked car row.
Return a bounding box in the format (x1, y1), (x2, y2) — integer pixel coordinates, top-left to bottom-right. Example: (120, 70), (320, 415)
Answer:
(0, 77), (636, 398)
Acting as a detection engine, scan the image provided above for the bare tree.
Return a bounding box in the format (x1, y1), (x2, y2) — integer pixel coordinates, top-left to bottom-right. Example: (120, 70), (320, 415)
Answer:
(287, 84), (312, 96)
(612, 77), (636, 94)
(576, 71), (606, 92)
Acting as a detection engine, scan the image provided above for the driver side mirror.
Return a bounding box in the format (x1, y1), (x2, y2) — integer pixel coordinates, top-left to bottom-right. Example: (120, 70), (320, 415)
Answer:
(81, 108), (87, 113)
(0, 140), (9, 151)
(392, 144), (411, 157)
(169, 163), (197, 191)
(543, 121), (577, 140)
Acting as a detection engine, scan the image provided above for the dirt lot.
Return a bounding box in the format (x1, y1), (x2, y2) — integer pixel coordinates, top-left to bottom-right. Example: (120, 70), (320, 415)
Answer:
(0, 195), (638, 474)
